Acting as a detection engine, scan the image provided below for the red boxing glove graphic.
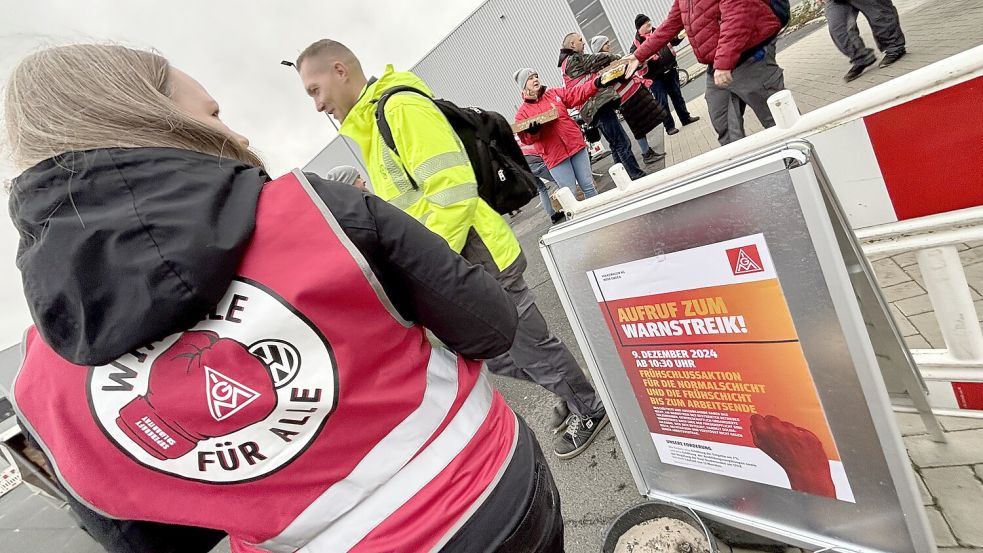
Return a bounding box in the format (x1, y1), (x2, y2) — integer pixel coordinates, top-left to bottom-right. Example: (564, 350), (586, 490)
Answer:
(750, 414), (837, 498)
(117, 331), (277, 460)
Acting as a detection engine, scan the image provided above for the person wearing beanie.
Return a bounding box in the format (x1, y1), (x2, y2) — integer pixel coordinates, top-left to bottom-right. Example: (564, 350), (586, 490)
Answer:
(324, 164), (368, 191)
(514, 68), (607, 217)
(589, 35), (608, 55)
(513, 65), (616, 456)
(630, 13), (700, 135)
(558, 32), (648, 179)
(571, 34), (669, 166)
(628, 0), (785, 146)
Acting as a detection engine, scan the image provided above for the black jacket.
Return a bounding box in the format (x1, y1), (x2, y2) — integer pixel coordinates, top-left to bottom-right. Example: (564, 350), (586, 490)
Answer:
(10, 147), (527, 552)
(10, 148), (517, 365)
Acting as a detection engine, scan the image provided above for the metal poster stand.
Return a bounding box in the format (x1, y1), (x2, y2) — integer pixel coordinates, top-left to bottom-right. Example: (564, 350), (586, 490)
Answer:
(540, 142), (940, 553)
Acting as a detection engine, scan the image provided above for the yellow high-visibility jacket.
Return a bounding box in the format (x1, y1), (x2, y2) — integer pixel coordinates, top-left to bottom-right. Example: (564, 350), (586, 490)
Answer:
(340, 66), (521, 271)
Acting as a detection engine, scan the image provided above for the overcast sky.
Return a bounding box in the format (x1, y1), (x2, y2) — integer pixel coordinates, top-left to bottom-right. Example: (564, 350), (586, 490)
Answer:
(0, 0), (484, 348)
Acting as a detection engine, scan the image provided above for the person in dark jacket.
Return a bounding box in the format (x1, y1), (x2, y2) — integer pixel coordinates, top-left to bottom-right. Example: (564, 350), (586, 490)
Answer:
(825, 0), (906, 82)
(588, 36), (667, 165)
(631, 14), (701, 134)
(559, 32), (647, 179)
(629, 0), (785, 146)
(516, 136), (565, 224)
(4, 44), (563, 553)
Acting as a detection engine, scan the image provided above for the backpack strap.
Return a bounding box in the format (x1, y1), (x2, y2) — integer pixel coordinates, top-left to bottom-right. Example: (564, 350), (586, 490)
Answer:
(372, 85), (428, 156)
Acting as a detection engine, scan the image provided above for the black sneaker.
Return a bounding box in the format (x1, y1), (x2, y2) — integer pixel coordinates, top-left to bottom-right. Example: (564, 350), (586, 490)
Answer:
(879, 49), (906, 68)
(550, 401), (572, 434)
(844, 57), (877, 82)
(550, 212), (566, 224)
(642, 150), (666, 164)
(681, 116), (701, 126)
(666, 127), (680, 136)
(553, 411), (609, 459)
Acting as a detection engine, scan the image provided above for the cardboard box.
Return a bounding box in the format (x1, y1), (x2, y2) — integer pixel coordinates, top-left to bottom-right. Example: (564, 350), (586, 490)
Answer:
(512, 107), (559, 133)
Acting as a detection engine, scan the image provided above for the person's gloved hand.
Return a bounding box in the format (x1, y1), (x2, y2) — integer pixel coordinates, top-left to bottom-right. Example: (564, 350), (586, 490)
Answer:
(594, 75), (618, 88)
(750, 414), (837, 498)
(526, 122), (542, 134)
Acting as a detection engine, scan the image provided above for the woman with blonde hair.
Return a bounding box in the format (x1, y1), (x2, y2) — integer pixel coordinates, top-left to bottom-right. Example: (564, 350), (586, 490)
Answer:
(6, 44), (564, 553)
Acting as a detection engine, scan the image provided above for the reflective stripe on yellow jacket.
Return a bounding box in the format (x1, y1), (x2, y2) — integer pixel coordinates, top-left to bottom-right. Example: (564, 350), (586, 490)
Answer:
(340, 66), (521, 271)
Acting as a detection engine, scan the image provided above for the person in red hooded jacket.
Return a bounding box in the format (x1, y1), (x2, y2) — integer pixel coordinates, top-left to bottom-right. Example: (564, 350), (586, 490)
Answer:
(629, 0), (786, 146)
(514, 68), (617, 204)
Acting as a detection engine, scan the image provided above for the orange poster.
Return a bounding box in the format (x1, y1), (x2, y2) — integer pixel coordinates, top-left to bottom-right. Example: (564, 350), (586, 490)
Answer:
(589, 233), (854, 502)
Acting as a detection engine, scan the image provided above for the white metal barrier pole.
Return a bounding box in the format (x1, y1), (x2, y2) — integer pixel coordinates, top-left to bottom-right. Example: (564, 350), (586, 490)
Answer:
(917, 246), (983, 360)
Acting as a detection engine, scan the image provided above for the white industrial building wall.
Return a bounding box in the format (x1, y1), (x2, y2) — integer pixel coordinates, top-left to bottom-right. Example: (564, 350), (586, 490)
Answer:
(597, 0), (674, 54)
(303, 136), (367, 180)
(410, 0), (583, 117)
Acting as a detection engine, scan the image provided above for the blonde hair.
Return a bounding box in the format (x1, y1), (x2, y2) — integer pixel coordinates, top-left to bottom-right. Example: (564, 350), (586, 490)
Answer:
(4, 44), (263, 170)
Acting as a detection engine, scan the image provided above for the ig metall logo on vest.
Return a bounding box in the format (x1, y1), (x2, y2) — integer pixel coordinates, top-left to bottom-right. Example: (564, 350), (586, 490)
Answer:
(87, 278), (338, 484)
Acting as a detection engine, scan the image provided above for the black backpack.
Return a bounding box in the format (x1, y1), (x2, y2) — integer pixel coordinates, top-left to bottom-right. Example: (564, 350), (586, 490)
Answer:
(770, 0), (791, 27)
(373, 86), (537, 215)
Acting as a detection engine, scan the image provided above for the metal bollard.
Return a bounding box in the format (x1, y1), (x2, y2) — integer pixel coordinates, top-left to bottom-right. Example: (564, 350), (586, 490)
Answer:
(555, 186), (578, 214)
(609, 163), (631, 191)
(767, 89), (801, 130)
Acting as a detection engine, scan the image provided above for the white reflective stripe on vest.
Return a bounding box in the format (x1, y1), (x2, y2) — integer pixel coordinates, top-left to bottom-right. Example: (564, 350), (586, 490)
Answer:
(412, 151), (471, 184)
(614, 76), (643, 101)
(303, 375), (494, 552)
(390, 189), (424, 210)
(258, 347), (490, 552)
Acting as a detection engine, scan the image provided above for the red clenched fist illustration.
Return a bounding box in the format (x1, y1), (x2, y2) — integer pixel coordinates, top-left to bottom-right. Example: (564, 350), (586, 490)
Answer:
(116, 331), (277, 460)
(750, 414), (836, 498)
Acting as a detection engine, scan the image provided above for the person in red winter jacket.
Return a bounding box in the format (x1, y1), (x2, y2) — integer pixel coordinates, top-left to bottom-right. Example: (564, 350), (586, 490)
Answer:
(514, 68), (615, 203)
(629, 0), (786, 146)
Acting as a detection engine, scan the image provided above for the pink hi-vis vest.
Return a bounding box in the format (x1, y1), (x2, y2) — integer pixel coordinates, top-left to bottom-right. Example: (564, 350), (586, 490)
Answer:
(12, 170), (517, 552)
(560, 56), (644, 105)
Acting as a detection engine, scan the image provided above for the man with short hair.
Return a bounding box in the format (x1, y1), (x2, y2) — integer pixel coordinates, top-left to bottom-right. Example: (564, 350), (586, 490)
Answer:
(295, 39), (609, 460)
(628, 0), (785, 146)
(559, 32), (652, 174)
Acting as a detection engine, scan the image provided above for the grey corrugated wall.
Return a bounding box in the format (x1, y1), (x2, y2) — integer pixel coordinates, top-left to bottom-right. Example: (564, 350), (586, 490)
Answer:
(410, 0), (583, 117)
(305, 0), (680, 175)
(303, 136), (367, 180)
(597, 0), (674, 53)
